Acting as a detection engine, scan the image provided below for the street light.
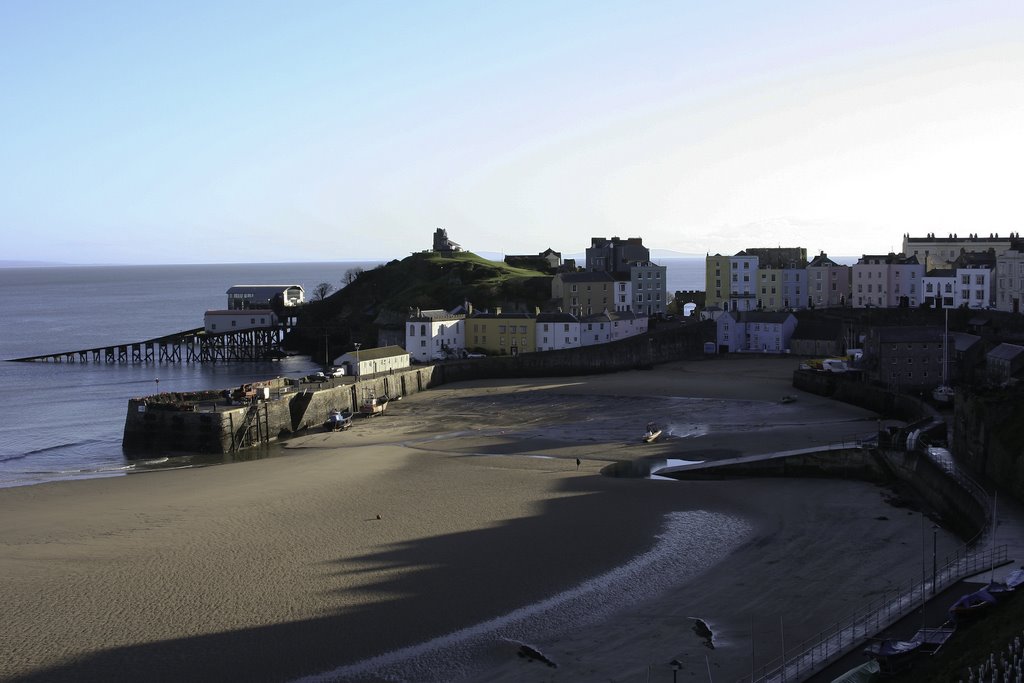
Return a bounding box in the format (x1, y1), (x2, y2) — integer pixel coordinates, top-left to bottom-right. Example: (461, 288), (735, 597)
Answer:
(932, 524), (939, 596)
(669, 658), (682, 683)
(353, 343), (361, 381)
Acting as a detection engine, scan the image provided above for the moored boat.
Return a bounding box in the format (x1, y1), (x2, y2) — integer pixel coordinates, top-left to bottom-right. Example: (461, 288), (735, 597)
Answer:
(360, 389), (389, 417)
(642, 422), (662, 443)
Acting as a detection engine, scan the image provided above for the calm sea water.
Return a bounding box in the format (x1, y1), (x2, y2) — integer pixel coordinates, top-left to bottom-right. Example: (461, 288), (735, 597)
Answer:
(0, 258), (705, 488)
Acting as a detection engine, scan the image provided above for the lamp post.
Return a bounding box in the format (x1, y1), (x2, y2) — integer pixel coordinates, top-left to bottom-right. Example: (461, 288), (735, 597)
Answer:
(932, 525), (939, 596)
(353, 343), (361, 381)
(669, 658), (682, 683)
(154, 378), (159, 394)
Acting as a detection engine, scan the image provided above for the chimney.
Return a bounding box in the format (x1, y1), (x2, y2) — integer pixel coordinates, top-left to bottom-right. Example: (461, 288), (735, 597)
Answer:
(495, 306), (502, 315)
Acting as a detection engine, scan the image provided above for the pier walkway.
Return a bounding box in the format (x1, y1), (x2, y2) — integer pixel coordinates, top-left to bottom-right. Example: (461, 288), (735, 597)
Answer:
(9, 325), (289, 364)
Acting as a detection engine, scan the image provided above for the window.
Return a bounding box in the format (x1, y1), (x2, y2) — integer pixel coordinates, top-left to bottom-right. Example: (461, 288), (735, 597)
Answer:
(420, 340), (426, 347)
(498, 325), (507, 333)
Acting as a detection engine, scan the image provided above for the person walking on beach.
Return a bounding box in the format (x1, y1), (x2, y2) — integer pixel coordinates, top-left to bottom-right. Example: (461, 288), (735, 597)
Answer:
(576, 458), (581, 471)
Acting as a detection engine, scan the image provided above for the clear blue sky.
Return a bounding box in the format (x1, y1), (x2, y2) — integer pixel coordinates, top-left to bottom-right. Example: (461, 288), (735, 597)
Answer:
(2, 1), (1021, 264)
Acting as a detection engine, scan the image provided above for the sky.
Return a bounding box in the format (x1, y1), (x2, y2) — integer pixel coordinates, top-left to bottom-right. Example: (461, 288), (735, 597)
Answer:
(1, 1), (1022, 264)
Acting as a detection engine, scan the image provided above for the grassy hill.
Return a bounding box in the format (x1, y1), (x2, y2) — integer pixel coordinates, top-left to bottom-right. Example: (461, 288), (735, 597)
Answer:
(286, 251), (553, 359)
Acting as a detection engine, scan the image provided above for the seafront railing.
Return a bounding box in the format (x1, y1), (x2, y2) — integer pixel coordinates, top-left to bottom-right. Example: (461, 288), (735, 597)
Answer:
(747, 543), (1009, 683)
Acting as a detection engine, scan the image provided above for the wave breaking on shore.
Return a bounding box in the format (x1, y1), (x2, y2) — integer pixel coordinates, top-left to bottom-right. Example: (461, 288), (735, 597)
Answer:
(296, 509), (752, 683)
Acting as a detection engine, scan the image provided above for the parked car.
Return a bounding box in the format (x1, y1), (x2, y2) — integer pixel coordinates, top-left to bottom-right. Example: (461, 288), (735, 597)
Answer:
(326, 366), (346, 377)
(303, 371), (328, 383)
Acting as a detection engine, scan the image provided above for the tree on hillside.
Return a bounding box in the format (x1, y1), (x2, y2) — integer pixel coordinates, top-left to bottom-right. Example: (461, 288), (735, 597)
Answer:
(312, 282), (335, 301)
(342, 267), (364, 286)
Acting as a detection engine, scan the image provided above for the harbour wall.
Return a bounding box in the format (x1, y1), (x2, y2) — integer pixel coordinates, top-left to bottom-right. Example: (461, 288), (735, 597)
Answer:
(123, 323), (713, 456)
(122, 367), (441, 456)
(792, 369), (937, 423)
(668, 447), (988, 540)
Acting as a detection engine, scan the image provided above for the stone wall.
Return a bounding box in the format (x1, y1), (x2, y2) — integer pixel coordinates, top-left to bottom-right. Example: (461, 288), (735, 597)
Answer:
(123, 366), (440, 457)
(123, 324), (712, 457)
(954, 388), (1024, 503)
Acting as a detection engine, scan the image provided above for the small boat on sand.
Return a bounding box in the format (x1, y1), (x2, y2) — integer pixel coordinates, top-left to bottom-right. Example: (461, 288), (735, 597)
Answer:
(324, 409), (353, 431)
(642, 422), (662, 443)
(359, 389), (389, 417)
(780, 395), (797, 404)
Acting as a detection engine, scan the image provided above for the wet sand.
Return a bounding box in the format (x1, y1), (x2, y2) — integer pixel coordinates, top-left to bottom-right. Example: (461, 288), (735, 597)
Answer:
(0, 358), (960, 682)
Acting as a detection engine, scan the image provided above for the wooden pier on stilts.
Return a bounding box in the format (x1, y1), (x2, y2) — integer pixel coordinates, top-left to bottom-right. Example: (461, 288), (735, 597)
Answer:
(10, 325), (292, 365)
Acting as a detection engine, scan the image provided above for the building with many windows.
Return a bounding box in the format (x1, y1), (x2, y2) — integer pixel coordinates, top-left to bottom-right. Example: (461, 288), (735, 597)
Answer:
(203, 309), (278, 333)
(715, 310), (797, 353)
(467, 312), (536, 356)
(630, 261), (667, 316)
(535, 312), (581, 351)
(405, 309), (466, 362)
(551, 271), (618, 317)
(852, 254), (924, 308)
(922, 269), (956, 308)
(996, 239), (1024, 313)
(585, 236), (650, 272)
(806, 253), (851, 308)
(705, 253), (731, 310)
(902, 232), (1016, 271)
(864, 326), (945, 392)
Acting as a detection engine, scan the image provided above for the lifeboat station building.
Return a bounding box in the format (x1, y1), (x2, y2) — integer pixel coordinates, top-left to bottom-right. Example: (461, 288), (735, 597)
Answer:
(227, 285), (305, 310)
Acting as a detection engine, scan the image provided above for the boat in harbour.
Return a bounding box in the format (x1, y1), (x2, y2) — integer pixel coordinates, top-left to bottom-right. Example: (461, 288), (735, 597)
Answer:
(359, 389), (389, 417)
(642, 422), (662, 443)
(324, 409), (353, 431)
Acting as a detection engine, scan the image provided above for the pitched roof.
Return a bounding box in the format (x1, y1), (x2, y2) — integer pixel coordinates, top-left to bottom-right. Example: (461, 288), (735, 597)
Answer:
(340, 345), (410, 361)
(988, 343), (1024, 362)
(536, 312), (579, 323)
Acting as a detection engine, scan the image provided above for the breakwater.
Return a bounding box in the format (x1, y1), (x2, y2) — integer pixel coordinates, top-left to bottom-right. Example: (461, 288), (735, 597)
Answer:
(123, 323), (714, 456)
(122, 367), (438, 456)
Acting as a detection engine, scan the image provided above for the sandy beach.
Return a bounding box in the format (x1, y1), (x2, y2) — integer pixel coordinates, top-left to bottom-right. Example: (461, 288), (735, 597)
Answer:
(0, 358), (962, 682)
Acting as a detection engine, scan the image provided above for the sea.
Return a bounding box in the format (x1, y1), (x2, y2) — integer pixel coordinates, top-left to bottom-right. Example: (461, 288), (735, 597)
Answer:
(0, 258), (706, 488)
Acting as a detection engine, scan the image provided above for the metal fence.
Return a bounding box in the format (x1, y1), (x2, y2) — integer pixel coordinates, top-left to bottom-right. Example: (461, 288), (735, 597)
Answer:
(747, 543), (1008, 683)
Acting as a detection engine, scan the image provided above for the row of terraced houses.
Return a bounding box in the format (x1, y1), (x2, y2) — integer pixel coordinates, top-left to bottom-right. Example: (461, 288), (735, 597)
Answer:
(706, 232), (1024, 314)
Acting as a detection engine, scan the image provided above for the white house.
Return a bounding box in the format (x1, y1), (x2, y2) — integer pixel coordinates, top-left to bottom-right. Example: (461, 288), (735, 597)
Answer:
(204, 309), (278, 333)
(405, 309), (466, 362)
(613, 280), (633, 312)
(332, 345), (410, 378)
(923, 269), (956, 308)
(580, 312), (614, 346)
(536, 312), (580, 351)
(608, 310), (648, 341)
(954, 264), (994, 309)
(716, 310), (797, 353)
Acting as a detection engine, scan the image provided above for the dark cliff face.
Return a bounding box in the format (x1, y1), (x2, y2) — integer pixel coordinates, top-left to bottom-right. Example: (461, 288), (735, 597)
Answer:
(284, 252), (553, 358)
(954, 388), (1024, 503)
